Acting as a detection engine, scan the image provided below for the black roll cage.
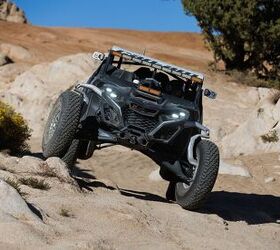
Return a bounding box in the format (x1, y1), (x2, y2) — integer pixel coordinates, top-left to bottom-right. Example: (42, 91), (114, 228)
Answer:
(87, 48), (204, 123)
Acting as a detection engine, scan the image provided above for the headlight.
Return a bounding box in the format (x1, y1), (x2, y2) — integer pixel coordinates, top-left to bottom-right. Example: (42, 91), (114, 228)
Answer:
(171, 112), (187, 119)
(179, 112), (186, 118)
(105, 87), (118, 99)
(106, 87), (112, 93)
(162, 110), (190, 121)
(109, 92), (117, 98)
(171, 113), (179, 119)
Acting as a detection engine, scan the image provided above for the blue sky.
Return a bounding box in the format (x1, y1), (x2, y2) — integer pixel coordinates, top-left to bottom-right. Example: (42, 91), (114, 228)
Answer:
(13, 0), (200, 32)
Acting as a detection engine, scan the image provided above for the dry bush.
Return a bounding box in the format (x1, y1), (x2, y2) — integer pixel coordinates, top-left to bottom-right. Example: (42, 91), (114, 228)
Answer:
(0, 101), (31, 153)
(59, 208), (72, 217)
(261, 130), (279, 143)
(19, 177), (50, 190)
(37, 162), (56, 177)
(4, 177), (26, 197)
(227, 70), (280, 90)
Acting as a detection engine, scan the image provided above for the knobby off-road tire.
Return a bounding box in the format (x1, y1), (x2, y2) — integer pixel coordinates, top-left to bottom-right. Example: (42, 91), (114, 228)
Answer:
(175, 140), (219, 210)
(61, 139), (79, 169)
(42, 90), (83, 160)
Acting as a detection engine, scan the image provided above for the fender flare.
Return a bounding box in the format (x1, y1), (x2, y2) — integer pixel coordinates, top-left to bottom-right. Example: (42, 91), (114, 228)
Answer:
(187, 132), (209, 166)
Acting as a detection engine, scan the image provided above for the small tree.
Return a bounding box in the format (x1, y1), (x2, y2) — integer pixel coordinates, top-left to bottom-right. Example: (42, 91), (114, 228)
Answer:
(182, 0), (280, 82)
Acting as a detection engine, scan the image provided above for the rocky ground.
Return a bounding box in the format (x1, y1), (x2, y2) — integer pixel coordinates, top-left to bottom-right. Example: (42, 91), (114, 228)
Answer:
(0, 17), (279, 250)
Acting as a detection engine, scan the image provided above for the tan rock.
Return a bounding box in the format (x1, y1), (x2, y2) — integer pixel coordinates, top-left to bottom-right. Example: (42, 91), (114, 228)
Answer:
(264, 177), (276, 183)
(219, 160), (251, 177)
(0, 51), (12, 66)
(0, 0), (27, 23)
(0, 62), (30, 86)
(0, 43), (31, 61)
(0, 153), (44, 174)
(46, 157), (78, 186)
(221, 90), (280, 157)
(0, 179), (41, 221)
(149, 168), (162, 181)
(0, 53), (99, 137)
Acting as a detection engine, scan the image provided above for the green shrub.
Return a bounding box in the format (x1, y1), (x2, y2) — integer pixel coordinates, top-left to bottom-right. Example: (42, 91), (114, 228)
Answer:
(0, 101), (31, 153)
(182, 1), (280, 82)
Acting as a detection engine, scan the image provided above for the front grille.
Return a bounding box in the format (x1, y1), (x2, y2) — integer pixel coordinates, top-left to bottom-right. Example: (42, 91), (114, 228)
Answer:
(123, 108), (159, 133)
(153, 125), (179, 140)
(129, 103), (158, 116)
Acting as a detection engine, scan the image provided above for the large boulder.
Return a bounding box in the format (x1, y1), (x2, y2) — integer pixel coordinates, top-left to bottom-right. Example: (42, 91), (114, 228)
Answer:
(0, 62), (30, 87)
(0, 43), (32, 62)
(46, 157), (78, 186)
(0, 0), (27, 23)
(0, 179), (40, 221)
(219, 160), (251, 177)
(0, 51), (12, 66)
(0, 53), (100, 137)
(221, 89), (280, 157)
(0, 153), (78, 188)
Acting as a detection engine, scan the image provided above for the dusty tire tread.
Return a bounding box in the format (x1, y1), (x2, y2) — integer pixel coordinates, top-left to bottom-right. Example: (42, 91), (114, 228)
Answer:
(42, 90), (83, 158)
(61, 139), (79, 169)
(175, 140), (219, 210)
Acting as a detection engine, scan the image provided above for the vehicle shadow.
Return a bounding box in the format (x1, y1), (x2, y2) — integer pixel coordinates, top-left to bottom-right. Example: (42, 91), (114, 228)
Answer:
(75, 178), (118, 191)
(23, 151), (45, 160)
(71, 164), (96, 180)
(71, 165), (169, 202)
(71, 164), (102, 191)
(200, 191), (280, 225)
(119, 188), (169, 203)
(28, 155), (280, 224)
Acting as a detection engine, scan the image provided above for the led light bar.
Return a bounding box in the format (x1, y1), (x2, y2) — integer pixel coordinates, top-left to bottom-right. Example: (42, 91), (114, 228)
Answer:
(111, 46), (204, 83)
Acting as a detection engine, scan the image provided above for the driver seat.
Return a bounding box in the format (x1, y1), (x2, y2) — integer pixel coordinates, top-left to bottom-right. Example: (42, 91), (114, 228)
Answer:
(154, 72), (169, 91)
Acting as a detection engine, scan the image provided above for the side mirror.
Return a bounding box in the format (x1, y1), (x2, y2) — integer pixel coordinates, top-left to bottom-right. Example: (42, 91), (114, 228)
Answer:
(204, 88), (217, 99)
(92, 51), (105, 61)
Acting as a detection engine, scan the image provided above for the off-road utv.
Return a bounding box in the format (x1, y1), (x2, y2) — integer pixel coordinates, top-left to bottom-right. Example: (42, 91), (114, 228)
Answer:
(42, 46), (219, 210)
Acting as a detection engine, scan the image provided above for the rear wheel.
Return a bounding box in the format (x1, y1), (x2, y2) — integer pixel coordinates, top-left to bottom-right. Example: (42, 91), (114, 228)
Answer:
(175, 140), (219, 210)
(77, 140), (96, 160)
(61, 139), (79, 169)
(42, 90), (83, 161)
(60, 139), (96, 170)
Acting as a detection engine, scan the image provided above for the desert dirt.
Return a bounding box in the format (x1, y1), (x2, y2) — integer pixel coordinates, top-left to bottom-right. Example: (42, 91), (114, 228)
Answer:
(0, 20), (279, 249)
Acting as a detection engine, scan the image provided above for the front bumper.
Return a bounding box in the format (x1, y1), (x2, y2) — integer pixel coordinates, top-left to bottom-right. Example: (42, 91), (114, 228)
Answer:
(75, 83), (209, 147)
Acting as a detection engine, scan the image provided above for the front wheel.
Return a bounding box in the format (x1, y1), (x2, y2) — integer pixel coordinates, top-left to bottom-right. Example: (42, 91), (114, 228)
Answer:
(175, 140), (219, 210)
(42, 90), (83, 158)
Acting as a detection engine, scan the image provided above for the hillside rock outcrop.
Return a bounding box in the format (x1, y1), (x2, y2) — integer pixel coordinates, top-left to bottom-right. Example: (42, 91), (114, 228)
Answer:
(0, 0), (27, 23)
(0, 53), (99, 137)
(0, 51), (12, 66)
(0, 179), (40, 221)
(0, 62), (30, 87)
(0, 153), (78, 188)
(221, 89), (280, 157)
(0, 43), (31, 62)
